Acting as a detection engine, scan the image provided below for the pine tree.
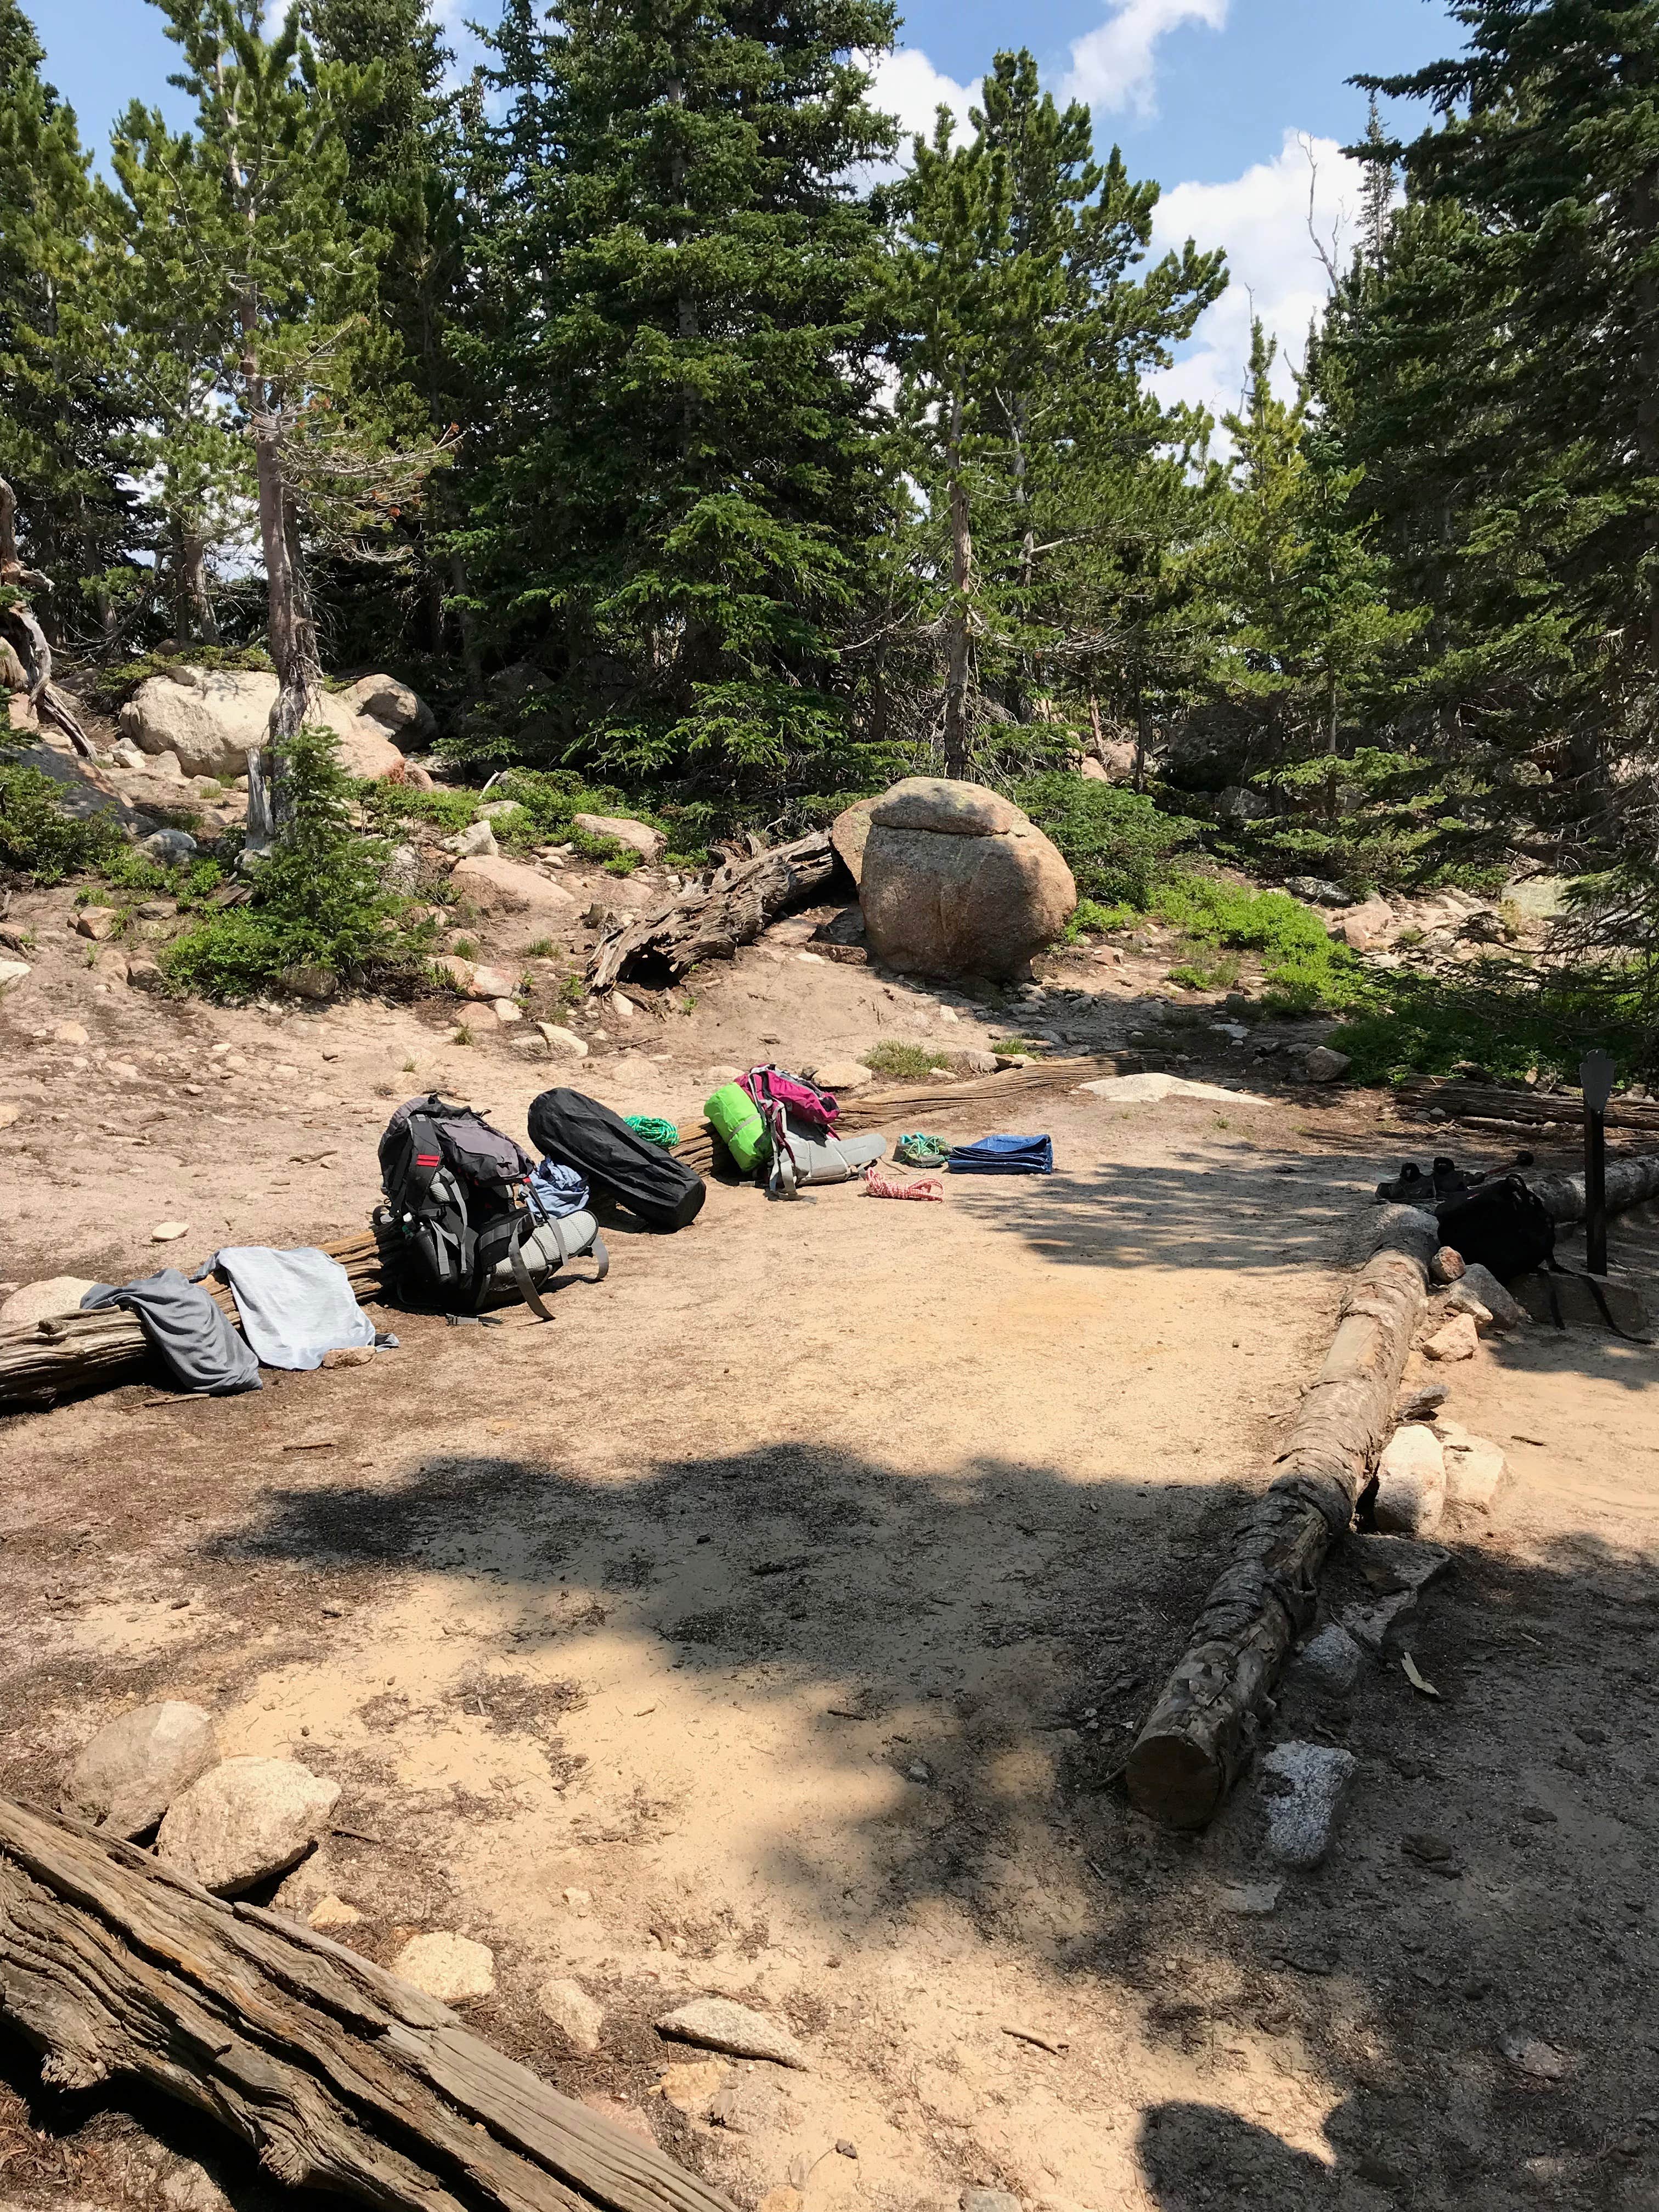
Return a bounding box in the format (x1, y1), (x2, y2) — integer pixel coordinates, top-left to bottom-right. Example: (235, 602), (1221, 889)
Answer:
(0, 1), (138, 644)
(1359, 1), (1659, 859)
(459, 0), (899, 778)
(888, 48), (1224, 775)
(119, 0), (447, 833)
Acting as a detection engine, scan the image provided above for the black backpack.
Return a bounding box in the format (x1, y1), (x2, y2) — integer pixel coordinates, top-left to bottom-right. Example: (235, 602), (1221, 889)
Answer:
(527, 1088), (706, 1231)
(377, 1094), (557, 1318)
(1434, 1174), (1555, 1280)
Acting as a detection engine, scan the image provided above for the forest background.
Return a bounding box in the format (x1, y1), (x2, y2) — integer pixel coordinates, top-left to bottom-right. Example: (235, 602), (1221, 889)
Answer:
(5, 0), (1659, 1082)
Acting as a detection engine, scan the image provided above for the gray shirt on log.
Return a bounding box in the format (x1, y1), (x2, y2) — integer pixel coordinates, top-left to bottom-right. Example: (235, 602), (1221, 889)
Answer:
(81, 1271), (262, 1396)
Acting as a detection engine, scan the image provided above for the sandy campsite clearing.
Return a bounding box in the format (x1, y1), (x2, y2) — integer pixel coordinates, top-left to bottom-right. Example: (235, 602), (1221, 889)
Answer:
(2, 912), (1658, 2212)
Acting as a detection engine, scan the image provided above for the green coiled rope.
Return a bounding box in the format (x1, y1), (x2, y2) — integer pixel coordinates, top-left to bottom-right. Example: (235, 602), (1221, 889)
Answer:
(625, 1114), (680, 1149)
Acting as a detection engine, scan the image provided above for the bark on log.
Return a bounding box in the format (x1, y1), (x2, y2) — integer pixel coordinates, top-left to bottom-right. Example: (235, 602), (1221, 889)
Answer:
(671, 1053), (1170, 1176)
(1513, 1153), (1659, 1226)
(0, 1795), (735, 2212)
(587, 832), (835, 989)
(1397, 1077), (1659, 1136)
(0, 1230), (393, 1412)
(1124, 1205), (1440, 1830)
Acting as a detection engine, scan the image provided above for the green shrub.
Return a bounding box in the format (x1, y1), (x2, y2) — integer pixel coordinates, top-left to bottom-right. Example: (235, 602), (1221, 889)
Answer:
(0, 757), (132, 883)
(1333, 962), (1659, 1086)
(1015, 775), (1200, 907)
(1063, 895), (1136, 941)
(1168, 945), (1243, 991)
(1148, 876), (1367, 1014)
(83, 642), (274, 718)
(864, 1039), (950, 1080)
(990, 1035), (1047, 1056)
(163, 724), (435, 1000)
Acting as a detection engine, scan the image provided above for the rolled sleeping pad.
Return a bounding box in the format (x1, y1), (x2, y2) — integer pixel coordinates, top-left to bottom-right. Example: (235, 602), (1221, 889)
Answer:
(489, 1211), (609, 1288)
(706, 1081), (771, 1174)
(772, 1127), (887, 1188)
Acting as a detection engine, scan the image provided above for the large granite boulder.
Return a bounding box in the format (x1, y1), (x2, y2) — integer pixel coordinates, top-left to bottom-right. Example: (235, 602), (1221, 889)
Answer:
(341, 672), (437, 748)
(830, 795), (879, 888)
(857, 777), (1075, 978)
(119, 668), (407, 781)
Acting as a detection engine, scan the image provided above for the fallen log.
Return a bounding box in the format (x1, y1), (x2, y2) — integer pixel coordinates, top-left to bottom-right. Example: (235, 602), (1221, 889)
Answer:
(1519, 1152), (1659, 1226)
(0, 1229), (394, 1412)
(1397, 1077), (1659, 1136)
(672, 1052), (1170, 1176)
(0, 1794), (734, 2212)
(588, 831), (835, 989)
(1125, 1204), (1440, 1831)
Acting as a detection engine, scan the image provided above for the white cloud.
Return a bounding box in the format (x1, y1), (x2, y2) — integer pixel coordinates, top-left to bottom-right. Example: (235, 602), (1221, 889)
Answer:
(862, 46), (976, 153)
(1063, 0), (1228, 116)
(1149, 129), (1364, 431)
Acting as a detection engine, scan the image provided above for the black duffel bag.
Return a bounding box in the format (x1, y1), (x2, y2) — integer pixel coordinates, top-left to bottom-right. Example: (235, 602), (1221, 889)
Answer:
(528, 1088), (706, 1232)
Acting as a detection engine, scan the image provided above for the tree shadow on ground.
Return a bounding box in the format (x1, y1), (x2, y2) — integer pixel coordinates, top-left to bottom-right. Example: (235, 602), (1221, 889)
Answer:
(173, 1443), (1659, 2210)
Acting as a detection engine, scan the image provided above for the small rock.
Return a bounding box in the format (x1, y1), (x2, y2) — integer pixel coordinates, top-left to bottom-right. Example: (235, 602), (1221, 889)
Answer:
(1397, 1382), (1447, 1421)
(1260, 1740), (1358, 1868)
(392, 1931), (496, 2004)
(1502, 2031), (1570, 2083)
(385, 842), (422, 894)
(758, 2191), (802, 2212)
(537, 1023), (590, 1059)
(811, 1059), (876, 1093)
(442, 819), (499, 859)
(537, 1976), (605, 2053)
(138, 827), (198, 863)
(658, 2061), (730, 2118)
(151, 1220), (189, 1243)
(1302, 1045), (1351, 1084)
(1348, 1533), (1452, 1593)
(53, 1019), (89, 1046)
(962, 2191), (1018, 2212)
(1217, 1881), (1281, 1915)
(834, 2140), (857, 2160)
(906, 1761), (932, 1784)
(611, 990), (637, 1020)
(320, 1344), (375, 1369)
(280, 963), (336, 1002)
(155, 1756), (340, 1895)
(709, 2073), (796, 2135)
(1424, 1312), (1480, 1362)
(308, 1893), (363, 1931)
(958, 1046), (998, 1074)
(493, 998), (522, 1025)
(1, 1276), (98, 1327)
(126, 956), (168, 994)
(1429, 1246), (1466, 1284)
(656, 1995), (808, 2069)
(1374, 1423), (1447, 1537)
(572, 812), (665, 860)
(469, 963), (521, 1000)
(0, 958), (32, 988)
(1286, 876), (1348, 907)
(74, 906), (119, 940)
(1459, 1261), (1527, 1330)
(61, 1700), (219, 1838)
(1293, 1623), (1364, 1697)
(1443, 1432), (1509, 1514)
(562, 1886), (591, 1912)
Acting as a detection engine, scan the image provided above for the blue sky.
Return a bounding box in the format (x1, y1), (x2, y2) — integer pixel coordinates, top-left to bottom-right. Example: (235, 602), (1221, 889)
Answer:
(42, 0), (1461, 421)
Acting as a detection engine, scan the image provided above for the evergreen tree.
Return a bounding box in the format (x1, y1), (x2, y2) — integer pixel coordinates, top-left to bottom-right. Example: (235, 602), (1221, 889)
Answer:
(0, 1), (138, 643)
(118, 0), (445, 831)
(888, 49), (1224, 775)
(459, 0), (899, 778)
(1358, 0), (1659, 859)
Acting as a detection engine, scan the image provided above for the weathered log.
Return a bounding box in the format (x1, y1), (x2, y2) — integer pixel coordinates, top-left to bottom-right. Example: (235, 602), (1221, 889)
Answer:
(588, 831), (835, 989)
(1520, 1152), (1659, 1227)
(1398, 1076), (1659, 1136)
(0, 1229), (394, 1412)
(0, 1795), (734, 2212)
(1124, 1205), (1439, 1830)
(672, 1052), (1170, 1175)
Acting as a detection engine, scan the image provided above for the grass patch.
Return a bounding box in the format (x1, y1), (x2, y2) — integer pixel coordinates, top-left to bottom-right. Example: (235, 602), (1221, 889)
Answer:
(1147, 875), (1367, 1015)
(1168, 944), (1243, 991)
(1333, 961), (1659, 1087)
(989, 1035), (1047, 1056)
(524, 937), (556, 959)
(1064, 895), (1137, 941)
(863, 1039), (951, 1080)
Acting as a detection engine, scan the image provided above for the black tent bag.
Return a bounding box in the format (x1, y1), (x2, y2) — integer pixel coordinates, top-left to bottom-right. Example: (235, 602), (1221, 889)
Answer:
(528, 1088), (705, 1232)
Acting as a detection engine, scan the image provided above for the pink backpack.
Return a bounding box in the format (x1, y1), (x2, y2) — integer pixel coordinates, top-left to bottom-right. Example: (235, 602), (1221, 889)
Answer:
(740, 1065), (839, 1132)
(740, 1065), (839, 1200)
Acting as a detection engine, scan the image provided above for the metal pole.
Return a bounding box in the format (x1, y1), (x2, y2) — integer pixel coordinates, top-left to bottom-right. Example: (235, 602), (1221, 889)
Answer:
(1580, 1049), (1615, 1278)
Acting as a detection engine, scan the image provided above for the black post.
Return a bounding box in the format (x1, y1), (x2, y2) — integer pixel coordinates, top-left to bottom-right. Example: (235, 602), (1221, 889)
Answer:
(1580, 1049), (1615, 1278)
(1585, 1103), (1608, 1277)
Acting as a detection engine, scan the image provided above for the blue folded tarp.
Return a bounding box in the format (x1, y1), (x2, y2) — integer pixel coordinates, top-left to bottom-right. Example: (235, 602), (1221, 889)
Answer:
(947, 1133), (1054, 1175)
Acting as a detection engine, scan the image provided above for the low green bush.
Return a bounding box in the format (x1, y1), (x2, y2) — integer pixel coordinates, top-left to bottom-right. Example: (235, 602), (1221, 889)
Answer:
(1015, 775), (1200, 907)
(864, 1039), (950, 1080)
(163, 724), (435, 1000)
(1147, 876), (1367, 1014)
(1333, 962), (1659, 1087)
(0, 757), (132, 883)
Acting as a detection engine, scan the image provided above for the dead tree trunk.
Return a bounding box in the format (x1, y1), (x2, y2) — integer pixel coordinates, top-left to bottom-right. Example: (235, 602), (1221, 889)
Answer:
(0, 475), (95, 759)
(942, 392), (973, 779)
(0, 1795), (735, 2212)
(587, 831), (834, 989)
(1124, 1204), (1440, 1830)
(1397, 1077), (1659, 1138)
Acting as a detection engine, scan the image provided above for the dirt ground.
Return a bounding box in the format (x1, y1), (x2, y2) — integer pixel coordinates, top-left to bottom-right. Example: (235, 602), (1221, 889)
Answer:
(2, 885), (1658, 2212)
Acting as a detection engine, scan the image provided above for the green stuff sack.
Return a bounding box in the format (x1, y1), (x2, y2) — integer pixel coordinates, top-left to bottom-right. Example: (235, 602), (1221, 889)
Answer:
(706, 1082), (770, 1173)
